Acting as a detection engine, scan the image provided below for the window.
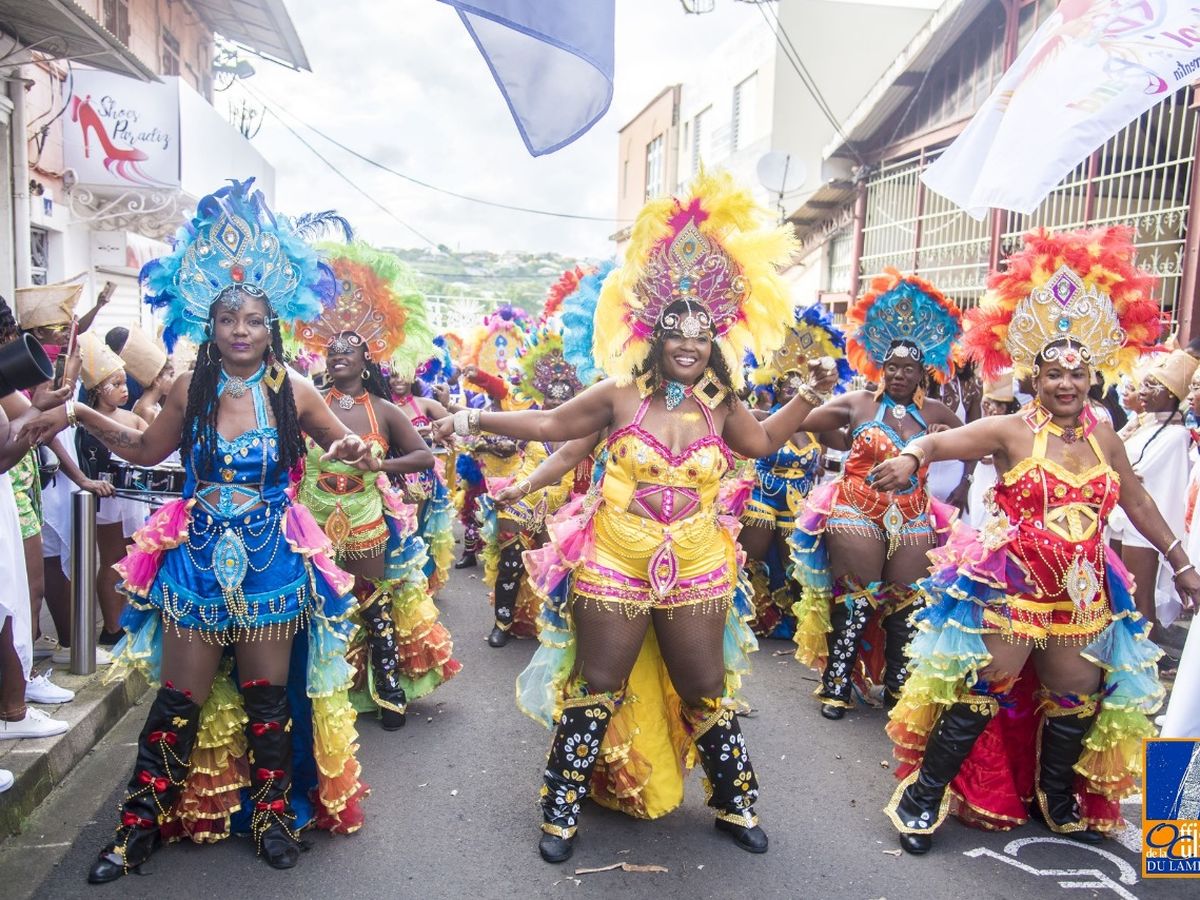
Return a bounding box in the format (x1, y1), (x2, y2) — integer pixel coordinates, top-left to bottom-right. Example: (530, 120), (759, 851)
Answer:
(103, 0), (130, 45)
(30, 227), (49, 286)
(645, 135), (664, 201)
(162, 29), (180, 76)
(732, 72), (758, 152)
(692, 107), (711, 174)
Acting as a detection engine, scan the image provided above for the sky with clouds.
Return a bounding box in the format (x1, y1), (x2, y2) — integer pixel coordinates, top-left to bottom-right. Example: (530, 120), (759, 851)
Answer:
(230, 1), (772, 258)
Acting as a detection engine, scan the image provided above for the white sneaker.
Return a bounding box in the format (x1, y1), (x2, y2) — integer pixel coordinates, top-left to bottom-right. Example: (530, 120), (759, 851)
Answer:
(32, 635), (60, 660)
(51, 645), (113, 667)
(25, 670), (76, 704)
(0, 706), (69, 740)
(0, 769), (13, 792)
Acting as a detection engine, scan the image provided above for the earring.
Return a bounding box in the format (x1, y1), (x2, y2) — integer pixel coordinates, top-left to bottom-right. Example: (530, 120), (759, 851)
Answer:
(636, 370), (657, 399)
(263, 352), (286, 393)
(207, 343), (220, 364)
(361, 369), (370, 381)
(692, 368), (727, 410)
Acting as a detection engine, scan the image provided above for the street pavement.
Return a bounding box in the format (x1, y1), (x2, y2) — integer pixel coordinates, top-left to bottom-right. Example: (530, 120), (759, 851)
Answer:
(1, 563), (1190, 900)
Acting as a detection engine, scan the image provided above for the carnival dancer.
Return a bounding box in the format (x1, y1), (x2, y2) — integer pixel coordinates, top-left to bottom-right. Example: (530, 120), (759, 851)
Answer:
(294, 242), (460, 729)
(481, 272), (589, 647)
(788, 271), (966, 719)
(390, 364), (454, 593)
(742, 304), (850, 639)
(1108, 349), (1197, 633)
(24, 180), (375, 881)
(869, 226), (1198, 853)
(434, 172), (839, 862)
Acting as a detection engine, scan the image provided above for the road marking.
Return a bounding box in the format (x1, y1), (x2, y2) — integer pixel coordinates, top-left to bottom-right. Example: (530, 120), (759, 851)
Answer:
(964, 836), (1140, 900)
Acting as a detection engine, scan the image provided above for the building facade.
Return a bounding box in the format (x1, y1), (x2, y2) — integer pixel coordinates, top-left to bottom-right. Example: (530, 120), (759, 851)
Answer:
(2, 0), (307, 332)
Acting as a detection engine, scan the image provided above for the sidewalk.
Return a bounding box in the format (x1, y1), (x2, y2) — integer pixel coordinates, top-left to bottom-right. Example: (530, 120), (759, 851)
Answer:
(0, 663), (148, 840)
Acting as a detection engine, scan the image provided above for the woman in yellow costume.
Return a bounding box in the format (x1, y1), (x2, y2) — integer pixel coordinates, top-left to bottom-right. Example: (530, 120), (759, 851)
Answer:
(433, 173), (838, 862)
(870, 227), (1200, 853)
(293, 243), (461, 731)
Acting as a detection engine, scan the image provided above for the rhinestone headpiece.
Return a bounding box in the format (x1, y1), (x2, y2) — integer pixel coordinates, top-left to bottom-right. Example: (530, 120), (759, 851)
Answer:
(1009, 265), (1125, 375)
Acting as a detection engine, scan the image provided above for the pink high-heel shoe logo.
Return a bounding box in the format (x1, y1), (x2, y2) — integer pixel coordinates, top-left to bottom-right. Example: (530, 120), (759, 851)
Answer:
(70, 93), (172, 187)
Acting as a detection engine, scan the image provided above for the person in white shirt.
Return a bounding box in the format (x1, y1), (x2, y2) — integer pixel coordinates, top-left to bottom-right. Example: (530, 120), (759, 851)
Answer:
(965, 374), (1019, 528)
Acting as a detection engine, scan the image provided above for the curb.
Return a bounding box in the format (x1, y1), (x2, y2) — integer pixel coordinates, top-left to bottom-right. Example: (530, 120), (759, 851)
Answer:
(0, 667), (149, 841)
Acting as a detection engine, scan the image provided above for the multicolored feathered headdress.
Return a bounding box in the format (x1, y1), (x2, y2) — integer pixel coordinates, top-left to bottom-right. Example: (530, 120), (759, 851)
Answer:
(415, 339), (455, 385)
(962, 227), (1160, 386)
(846, 269), (962, 384)
(462, 304), (532, 383)
(562, 260), (614, 385)
(594, 171), (797, 390)
(292, 242), (433, 378)
(140, 179), (340, 349)
(516, 321), (583, 406)
(750, 303), (853, 390)
(541, 266), (588, 326)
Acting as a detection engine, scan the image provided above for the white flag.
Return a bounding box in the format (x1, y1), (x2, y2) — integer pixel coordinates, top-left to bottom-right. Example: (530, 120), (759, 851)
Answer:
(923, 1), (1200, 219)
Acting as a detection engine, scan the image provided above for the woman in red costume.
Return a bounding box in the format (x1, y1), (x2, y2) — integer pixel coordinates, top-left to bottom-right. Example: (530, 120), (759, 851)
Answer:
(870, 227), (1200, 854)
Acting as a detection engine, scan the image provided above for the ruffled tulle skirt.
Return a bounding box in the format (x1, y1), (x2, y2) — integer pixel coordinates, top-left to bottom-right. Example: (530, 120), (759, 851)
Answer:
(516, 496), (758, 820)
(110, 497), (368, 843)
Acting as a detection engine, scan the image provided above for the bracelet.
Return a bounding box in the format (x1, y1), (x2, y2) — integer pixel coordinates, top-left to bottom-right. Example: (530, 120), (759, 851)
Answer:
(518, 479), (533, 496)
(900, 445), (926, 468)
(794, 382), (824, 407)
(1174, 563), (1195, 579)
(452, 409), (482, 437)
(468, 408), (481, 435)
(65, 399), (77, 428)
(1167, 538), (1183, 556)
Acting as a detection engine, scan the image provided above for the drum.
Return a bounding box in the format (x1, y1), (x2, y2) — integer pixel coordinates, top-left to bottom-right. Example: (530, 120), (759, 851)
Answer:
(107, 462), (186, 501)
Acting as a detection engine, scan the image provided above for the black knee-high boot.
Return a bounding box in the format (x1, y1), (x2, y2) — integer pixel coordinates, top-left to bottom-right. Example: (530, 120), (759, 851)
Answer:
(1034, 697), (1103, 844)
(87, 685), (201, 884)
(359, 582), (407, 730)
(242, 683), (304, 869)
(538, 693), (616, 864)
(818, 580), (876, 719)
(885, 697), (997, 855)
(689, 703), (768, 853)
(881, 588), (919, 708)
(489, 541), (523, 647)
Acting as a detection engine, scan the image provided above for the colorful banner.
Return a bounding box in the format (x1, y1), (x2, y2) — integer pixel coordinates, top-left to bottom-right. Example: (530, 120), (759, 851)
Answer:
(64, 70), (180, 189)
(438, 0), (615, 156)
(923, 2), (1200, 218)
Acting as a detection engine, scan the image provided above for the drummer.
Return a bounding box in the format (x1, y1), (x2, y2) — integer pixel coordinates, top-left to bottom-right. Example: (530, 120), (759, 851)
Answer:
(75, 333), (149, 648)
(117, 325), (176, 425)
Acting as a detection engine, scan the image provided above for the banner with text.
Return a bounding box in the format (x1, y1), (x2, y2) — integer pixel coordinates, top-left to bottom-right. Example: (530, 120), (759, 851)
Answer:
(64, 70), (180, 189)
(923, 2), (1200, 218)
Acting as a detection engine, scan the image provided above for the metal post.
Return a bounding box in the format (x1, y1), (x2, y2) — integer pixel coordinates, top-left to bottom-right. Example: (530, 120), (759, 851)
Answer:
(69, 489), (97, 676)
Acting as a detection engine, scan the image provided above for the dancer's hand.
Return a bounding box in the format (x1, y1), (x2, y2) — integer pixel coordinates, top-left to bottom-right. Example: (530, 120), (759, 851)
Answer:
(322, 434), (370, 467)
(868, 454), (919, 492)
(431, 416), (455, 442)
(81, 478), (115, 498)
(493, 482), (528, 508)
(809, 358), (839, 397)
(1175, 567), (1200, 611)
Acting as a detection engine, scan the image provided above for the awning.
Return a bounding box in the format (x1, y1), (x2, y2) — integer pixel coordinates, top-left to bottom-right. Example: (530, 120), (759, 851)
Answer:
(188, 0), (310, 71)
(787, 179), (856, 247)
(0, 0), (157, 81)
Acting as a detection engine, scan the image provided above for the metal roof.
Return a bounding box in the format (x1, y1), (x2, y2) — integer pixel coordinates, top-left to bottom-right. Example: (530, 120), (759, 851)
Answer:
(787, 178), (856, 246)
(822, 0), (986, 160)
(0, 0), (157, 81)
(188, 0), (310, 71)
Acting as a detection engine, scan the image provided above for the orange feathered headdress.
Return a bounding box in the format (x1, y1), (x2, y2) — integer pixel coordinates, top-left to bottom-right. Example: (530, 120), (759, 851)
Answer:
(962, 227), (1161, 386)
(846, 269), (962, 385)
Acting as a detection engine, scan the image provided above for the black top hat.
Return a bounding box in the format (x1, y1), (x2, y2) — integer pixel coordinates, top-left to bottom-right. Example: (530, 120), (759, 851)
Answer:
(0, 333), (53, 398)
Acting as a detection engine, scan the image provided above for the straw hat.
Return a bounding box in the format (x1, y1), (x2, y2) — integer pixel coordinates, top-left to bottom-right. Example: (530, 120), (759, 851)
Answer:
(982, 373), (1015, 403)
(117, 325), (168, 388)
(14, 281), (81, 329)
(78, 331), (125, 390)
(1145, 349), (1200, 401)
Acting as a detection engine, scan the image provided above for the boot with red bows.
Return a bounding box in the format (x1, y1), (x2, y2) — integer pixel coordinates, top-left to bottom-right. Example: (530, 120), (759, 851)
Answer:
(242, 682), (305, 869)
(87, 684), (200, 883)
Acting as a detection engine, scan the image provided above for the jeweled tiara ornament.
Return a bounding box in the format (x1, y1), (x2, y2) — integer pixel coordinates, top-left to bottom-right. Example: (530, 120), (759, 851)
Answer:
(750, 302), (853, 390)
(594, 170), (797, 390)
(963, 226), (1161, 385)
(292, 242), (433, 377)
(846, 269), (962, 384)
(140, 179), (342, 349)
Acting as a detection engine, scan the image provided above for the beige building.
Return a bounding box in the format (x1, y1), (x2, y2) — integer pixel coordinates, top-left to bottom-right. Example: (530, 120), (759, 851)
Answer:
(615, 84), (682, 240)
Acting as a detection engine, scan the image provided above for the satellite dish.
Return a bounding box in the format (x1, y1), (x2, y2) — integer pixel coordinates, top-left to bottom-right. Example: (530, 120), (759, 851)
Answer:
(757, 152), (806, 196)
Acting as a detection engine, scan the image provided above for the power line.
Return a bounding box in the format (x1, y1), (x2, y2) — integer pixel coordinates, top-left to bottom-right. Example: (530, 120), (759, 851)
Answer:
(241, 81), (629, 224)
(754, 1), (865, 166)
(258, 105), (438, 248)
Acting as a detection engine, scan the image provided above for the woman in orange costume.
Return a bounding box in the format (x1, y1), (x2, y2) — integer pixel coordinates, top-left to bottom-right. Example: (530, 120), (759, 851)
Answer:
(870, 227), (1200, 854)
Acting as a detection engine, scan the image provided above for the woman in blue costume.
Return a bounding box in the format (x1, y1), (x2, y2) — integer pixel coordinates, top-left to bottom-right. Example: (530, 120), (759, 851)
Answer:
(789, 271), (967, 720)
(27, 181), (376, 883)
(740, 304), (850, 639)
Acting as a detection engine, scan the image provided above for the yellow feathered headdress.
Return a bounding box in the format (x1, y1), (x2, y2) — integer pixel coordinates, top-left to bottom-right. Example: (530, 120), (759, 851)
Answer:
(594, 171), (797, 390)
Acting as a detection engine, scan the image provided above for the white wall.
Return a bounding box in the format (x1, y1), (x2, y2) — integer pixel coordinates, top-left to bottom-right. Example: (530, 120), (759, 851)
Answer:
(178, 78), (275, 203)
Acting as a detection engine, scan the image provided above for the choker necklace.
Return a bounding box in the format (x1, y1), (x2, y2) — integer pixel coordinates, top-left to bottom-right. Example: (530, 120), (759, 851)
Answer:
(330, 387), (367, 411)
(1047, 418), (1081, 444)
(881, 393), (913, 422)
(219, 364), (265, 400)
(664, 380), (690, 411)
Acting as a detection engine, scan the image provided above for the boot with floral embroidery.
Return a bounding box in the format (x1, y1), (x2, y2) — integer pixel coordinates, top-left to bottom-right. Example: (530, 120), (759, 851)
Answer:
(359, 582), (407, 730)
(689, 702), (768, 854)
(489, 541), (523, 647)
(818, 579), (877, 719)
(538, 693), (616, 863)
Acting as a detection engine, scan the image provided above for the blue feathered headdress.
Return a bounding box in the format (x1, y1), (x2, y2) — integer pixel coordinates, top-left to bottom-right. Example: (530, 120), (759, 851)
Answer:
(140, 178), (339, 349)
(562, 260), (615, 385)
(847, 269), (962, 384)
